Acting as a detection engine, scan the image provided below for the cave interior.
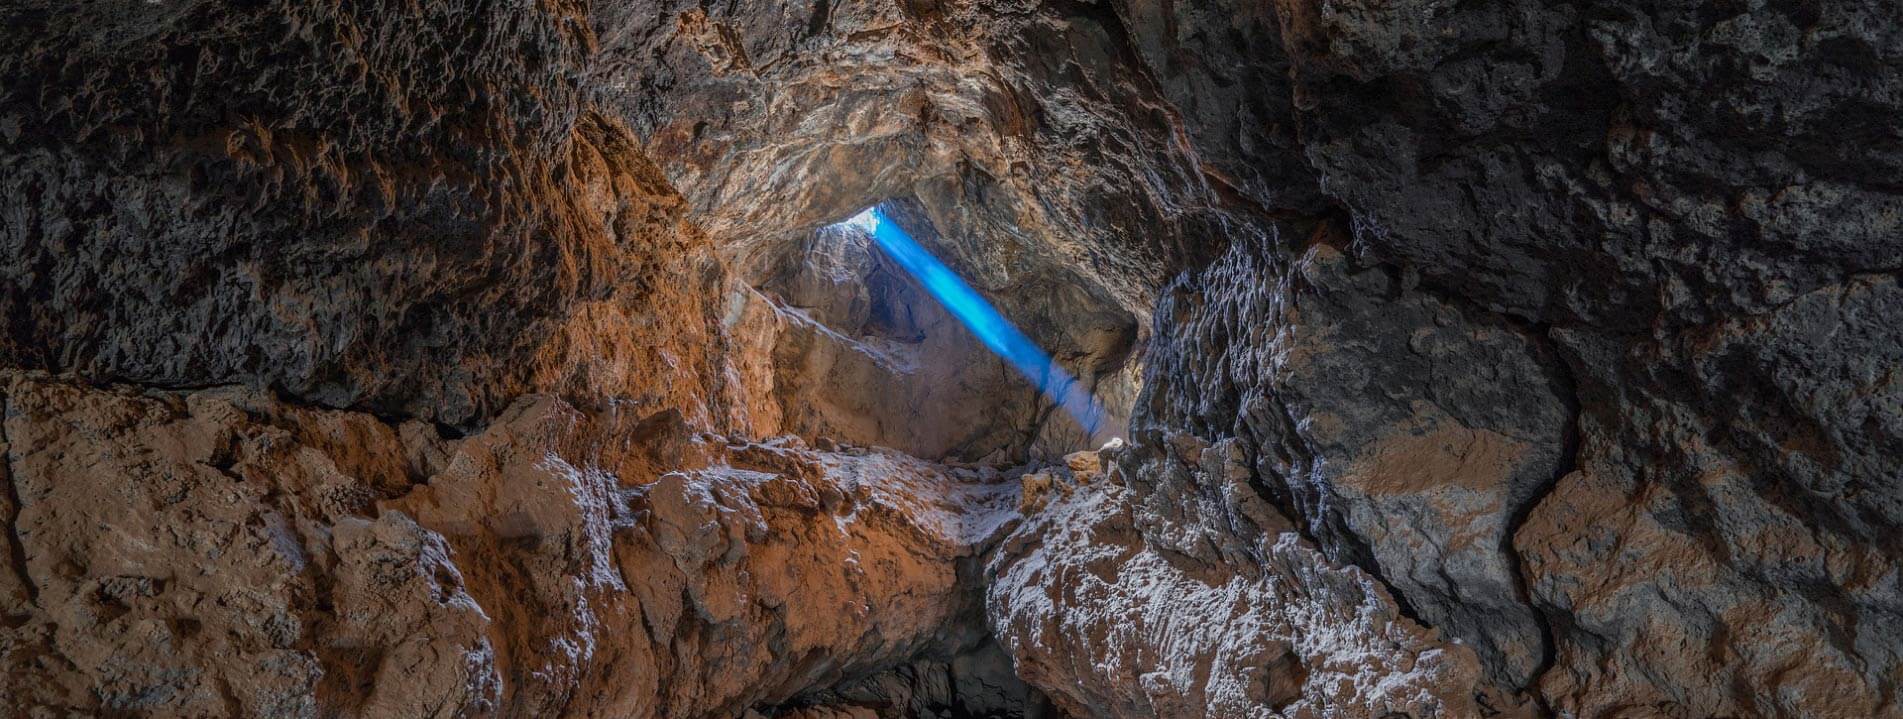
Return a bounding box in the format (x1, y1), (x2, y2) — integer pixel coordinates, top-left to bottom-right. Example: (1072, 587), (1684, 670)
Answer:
(2, 0), (1901, 718)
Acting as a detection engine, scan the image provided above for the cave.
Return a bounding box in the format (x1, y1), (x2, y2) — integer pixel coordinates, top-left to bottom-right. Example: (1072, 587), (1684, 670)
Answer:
(3, 1), (1901, 718)
(743, 198), (1137, 465)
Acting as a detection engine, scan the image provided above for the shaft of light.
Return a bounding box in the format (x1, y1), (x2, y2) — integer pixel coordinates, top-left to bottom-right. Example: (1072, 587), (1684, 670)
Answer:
(845, 206), (1103, 434)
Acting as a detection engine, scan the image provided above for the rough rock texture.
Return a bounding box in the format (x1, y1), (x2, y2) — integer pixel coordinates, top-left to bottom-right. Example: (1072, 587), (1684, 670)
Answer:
(1113, 0), (1903, 715)
(0, 372), (1022, 716)
(1139, 225), (1573, 691)
(620, 0), (1211, 307)
(1109, 0), (1325, 217)
(1275, 0), (1903, 327)
(616, 0), (1224, 456)
(987, 439), (1532, 719)
(5, 0), (1154, 458)
(7, 0), (1903, 716)
(1518, 275), (1903, 718)
(0, 1), (759, 429)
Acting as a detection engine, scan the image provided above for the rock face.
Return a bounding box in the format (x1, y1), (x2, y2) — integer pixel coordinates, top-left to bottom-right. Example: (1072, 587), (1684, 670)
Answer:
(987, 440), (1529, 719)
(0, 371), (1023, 716)
(1518, 276), (1903, 718)
(6, 0), (1903, 717)
(0, 0), (731, 428)
(621, 0), (1209, 309)
(1108, 1), (1903, 715)
(1137, 224), (1574, 691)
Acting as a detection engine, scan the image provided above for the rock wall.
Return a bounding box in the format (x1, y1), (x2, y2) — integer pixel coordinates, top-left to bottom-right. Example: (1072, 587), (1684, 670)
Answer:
(0, 1), (751, 429)
(5, 0), (1903, 717)
(729, 0), (1903, 716)
(1137, 224), (1573, 692)
(987, 438), (1534, 719)
(1012, 0), (1903, 716)
(0, 371), (1022, 716)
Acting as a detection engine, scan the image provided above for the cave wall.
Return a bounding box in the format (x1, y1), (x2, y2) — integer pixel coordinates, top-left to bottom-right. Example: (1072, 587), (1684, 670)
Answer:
(0, 0), (747, 428)
(4, 0), (1902, 717)
(1016, 0), (1903, 716)
(0, 371), (1021, 716)
(0, 0), (1038, 712)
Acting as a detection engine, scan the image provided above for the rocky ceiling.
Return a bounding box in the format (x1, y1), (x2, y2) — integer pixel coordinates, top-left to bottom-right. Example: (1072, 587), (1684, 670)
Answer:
(3, 0), (1901, 717)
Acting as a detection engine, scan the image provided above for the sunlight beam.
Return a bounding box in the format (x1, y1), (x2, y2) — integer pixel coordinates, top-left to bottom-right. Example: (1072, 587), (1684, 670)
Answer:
(843, 206), (1104, 434)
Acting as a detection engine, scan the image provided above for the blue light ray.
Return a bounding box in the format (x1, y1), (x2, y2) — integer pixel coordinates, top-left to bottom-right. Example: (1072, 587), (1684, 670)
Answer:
(844, 206), (1103, 434)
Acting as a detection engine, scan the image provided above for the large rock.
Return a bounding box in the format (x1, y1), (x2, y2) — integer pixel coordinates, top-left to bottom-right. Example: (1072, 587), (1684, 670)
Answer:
(0, 372), (1024, 716)
(0, 372), (496, 714)
(1517, 274), (1903, 718)
(1137, 224), (1571, 692)
(1128, 202), (1903, 716)
(1250, 0), (1903, 712)
(1097, 0), (1903, 713)
(986, 440), (1532, 719)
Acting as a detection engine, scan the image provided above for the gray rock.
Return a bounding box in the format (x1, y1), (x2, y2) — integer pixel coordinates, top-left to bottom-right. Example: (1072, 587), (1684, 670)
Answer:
(1136, 223), (1570, 691)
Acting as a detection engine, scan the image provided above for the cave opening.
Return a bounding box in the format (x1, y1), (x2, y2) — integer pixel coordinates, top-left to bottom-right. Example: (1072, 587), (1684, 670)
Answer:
(839, 203), (1106, 439)
(715, 196), (1137, 717)
(742, 195), (1139, 466)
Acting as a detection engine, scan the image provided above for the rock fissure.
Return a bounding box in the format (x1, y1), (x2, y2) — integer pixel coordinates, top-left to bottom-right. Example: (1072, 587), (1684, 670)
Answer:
(1500, 324), (1584, 709)
(0, 393), (35, 611)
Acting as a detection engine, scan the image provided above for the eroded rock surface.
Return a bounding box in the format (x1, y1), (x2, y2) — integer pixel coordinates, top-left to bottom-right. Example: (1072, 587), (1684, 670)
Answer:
(0, 372), (1022, 717)
(1518, 275), (1903, 718)
(1126, 1), (1903, 715)
(0, 1), (749, 428)
(987, 439), (1533, 719)
(1139, 225), (1572, 692)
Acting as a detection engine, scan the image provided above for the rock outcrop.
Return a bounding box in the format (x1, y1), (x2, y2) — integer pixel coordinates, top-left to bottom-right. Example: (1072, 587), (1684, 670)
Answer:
(1138, 224), (1573, 692)
(0, 372), (1023, 716)
(1108, 1), (1903, 715)
(987, 439), (1534, 719)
